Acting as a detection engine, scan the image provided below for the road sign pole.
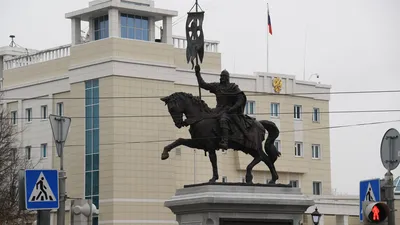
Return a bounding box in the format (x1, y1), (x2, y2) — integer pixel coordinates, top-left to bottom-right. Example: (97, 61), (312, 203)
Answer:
(56, 117), (66, 225)
(385, 171), (395, 225)
(380, 128), (399, 225)
(385, 133), (397, 225)
(49, 115), (71, 225)
(37, 210), (51, 225)
(57, 171), (66, 225)
(59, 120), (63, 171)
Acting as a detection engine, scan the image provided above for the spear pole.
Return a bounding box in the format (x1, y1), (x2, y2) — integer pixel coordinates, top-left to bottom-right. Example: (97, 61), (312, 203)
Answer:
(195, 0), (201, 99)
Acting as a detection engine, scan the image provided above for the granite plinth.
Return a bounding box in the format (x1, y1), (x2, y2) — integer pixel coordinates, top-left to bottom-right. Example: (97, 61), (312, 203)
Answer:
(165, 182), (314, 225)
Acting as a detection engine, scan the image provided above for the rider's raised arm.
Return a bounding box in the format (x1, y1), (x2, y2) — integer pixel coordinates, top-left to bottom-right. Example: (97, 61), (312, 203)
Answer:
(195, 65), (217, 93)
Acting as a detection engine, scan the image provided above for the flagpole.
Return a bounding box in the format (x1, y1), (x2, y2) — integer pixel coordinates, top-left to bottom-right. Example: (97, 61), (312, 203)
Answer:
(266, 3), (269, 73)
(303, 25), (308, 80)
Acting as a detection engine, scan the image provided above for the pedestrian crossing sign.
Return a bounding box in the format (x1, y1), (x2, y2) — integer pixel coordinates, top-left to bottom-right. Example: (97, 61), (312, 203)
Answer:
(25, 169), (59, 210)
(359, 178), (380, 222)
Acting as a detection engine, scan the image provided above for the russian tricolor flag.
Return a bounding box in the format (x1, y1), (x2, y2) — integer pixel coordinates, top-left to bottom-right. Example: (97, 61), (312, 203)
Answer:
(268, 7), (272, 35)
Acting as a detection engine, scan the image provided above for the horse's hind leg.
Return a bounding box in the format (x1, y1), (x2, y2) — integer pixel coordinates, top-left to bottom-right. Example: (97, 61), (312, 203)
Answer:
(264, 143), (279, 183)
(245, 155), (261, 184)
(161, 138), (199, 160)
(264, 162), (279, 184)
(259, 152), (279, 184)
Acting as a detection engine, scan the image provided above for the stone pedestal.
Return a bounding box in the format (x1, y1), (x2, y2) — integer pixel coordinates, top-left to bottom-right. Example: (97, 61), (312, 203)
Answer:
(165, 183), (314, 225)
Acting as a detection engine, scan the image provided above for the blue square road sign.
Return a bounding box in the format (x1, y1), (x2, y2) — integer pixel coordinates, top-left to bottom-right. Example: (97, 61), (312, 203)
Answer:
(25, 169), (59, 210)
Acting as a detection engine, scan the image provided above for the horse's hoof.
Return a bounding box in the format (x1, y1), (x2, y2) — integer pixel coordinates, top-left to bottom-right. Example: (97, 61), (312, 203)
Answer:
(245, 175), (253, 184)
(209, 177), (218, 183)
(268, 180), (276, 184)
(161, 152), (169, 160)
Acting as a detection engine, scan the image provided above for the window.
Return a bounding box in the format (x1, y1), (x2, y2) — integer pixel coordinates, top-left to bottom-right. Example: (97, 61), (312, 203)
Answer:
(120, 13), (149, 41)
(312, 107), (320, 122)
(56, 103), (64, 116)
(26, 108), (32, 122)
(294, 105), (302, 119)
(41, 144), (47, 158)
(289, 180), (299, 187)
(313, 181), (322, 195)
(245, 101), (255, 115)
(271, 103), (280, 117)
(94, 15), (109, 40)
(312, 144), (321, 159)
(25, 146), (31, 160)
(11, 111), (17, 125)
(274, 140), (281, 152)
(295, 142), (303, 157)
(85, 79), (100, 217)
(41, 105), (47, 120)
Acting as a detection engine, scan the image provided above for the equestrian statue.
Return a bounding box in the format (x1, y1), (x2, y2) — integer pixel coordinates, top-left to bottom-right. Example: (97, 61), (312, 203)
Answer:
(160, 65), (282, 184)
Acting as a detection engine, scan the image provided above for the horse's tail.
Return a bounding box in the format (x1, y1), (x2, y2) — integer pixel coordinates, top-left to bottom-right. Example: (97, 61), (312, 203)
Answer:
(259, 120), (281, 160)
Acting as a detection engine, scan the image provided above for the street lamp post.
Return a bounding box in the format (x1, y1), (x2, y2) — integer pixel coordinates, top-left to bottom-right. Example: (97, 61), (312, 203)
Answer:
(311, 207), (322, 225)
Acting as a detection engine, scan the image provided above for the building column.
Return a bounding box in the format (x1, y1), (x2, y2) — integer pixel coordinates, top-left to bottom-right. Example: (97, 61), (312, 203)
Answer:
(162, 16), (173, 45)
(148, 17), (155, 41)
(336, 215), (348, 225)
(71, 18), (82, 45)
(17, 100), (23, 150)
(88, 18), (94, 42)
(108, 8), (120, 38)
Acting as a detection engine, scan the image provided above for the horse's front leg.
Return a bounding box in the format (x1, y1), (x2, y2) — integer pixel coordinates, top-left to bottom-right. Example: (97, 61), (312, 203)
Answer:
(161, 138), (199, 160)
(208, 150), (219, 183)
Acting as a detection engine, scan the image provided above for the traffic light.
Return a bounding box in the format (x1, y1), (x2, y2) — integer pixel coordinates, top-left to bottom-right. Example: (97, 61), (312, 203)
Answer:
(362, 201), (390, 224)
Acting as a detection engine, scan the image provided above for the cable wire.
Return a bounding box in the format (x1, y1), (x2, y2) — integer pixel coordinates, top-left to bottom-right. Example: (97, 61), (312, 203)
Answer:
(7, 119), (400, 149)
(1, 89), (400, 101)
(4, 109), (400, 120)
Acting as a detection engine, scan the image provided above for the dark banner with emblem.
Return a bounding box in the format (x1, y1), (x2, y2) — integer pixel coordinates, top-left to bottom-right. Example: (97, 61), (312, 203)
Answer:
(185, 11), (205, 69)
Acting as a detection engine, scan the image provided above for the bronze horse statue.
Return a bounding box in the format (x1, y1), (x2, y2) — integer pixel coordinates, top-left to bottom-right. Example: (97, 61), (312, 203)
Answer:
(160, 92), (281, 184)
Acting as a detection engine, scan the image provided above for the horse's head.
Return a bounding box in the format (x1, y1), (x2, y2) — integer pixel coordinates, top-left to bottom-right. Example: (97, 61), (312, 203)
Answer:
(160, 94), (186, 128)
(161, 92), (212, 129)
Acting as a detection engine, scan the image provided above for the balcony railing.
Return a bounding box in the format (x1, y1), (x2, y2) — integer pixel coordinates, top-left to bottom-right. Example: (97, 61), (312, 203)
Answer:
(3, 45), (71, 70)
(172, 35), (219, 53)
(3, 36), (220, 70)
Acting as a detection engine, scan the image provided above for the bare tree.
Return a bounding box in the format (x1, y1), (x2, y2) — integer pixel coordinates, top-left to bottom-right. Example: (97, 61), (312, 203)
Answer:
(0, 98), (35, 224)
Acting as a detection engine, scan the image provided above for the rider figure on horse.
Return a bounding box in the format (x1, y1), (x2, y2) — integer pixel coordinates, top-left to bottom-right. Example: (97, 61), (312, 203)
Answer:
(195, 65), (254, 150)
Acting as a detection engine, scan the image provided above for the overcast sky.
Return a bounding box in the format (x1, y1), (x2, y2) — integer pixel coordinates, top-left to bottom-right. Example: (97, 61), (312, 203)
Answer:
(1, 0), (400, 195)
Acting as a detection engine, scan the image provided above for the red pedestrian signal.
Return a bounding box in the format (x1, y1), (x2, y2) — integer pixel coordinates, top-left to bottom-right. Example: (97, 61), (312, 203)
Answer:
(363, 202), (390, 223)
(371, 205), (380, 221)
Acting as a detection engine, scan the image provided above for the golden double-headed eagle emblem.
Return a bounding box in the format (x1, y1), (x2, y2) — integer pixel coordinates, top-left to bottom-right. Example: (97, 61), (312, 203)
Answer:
(272, 77), (282, 93)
